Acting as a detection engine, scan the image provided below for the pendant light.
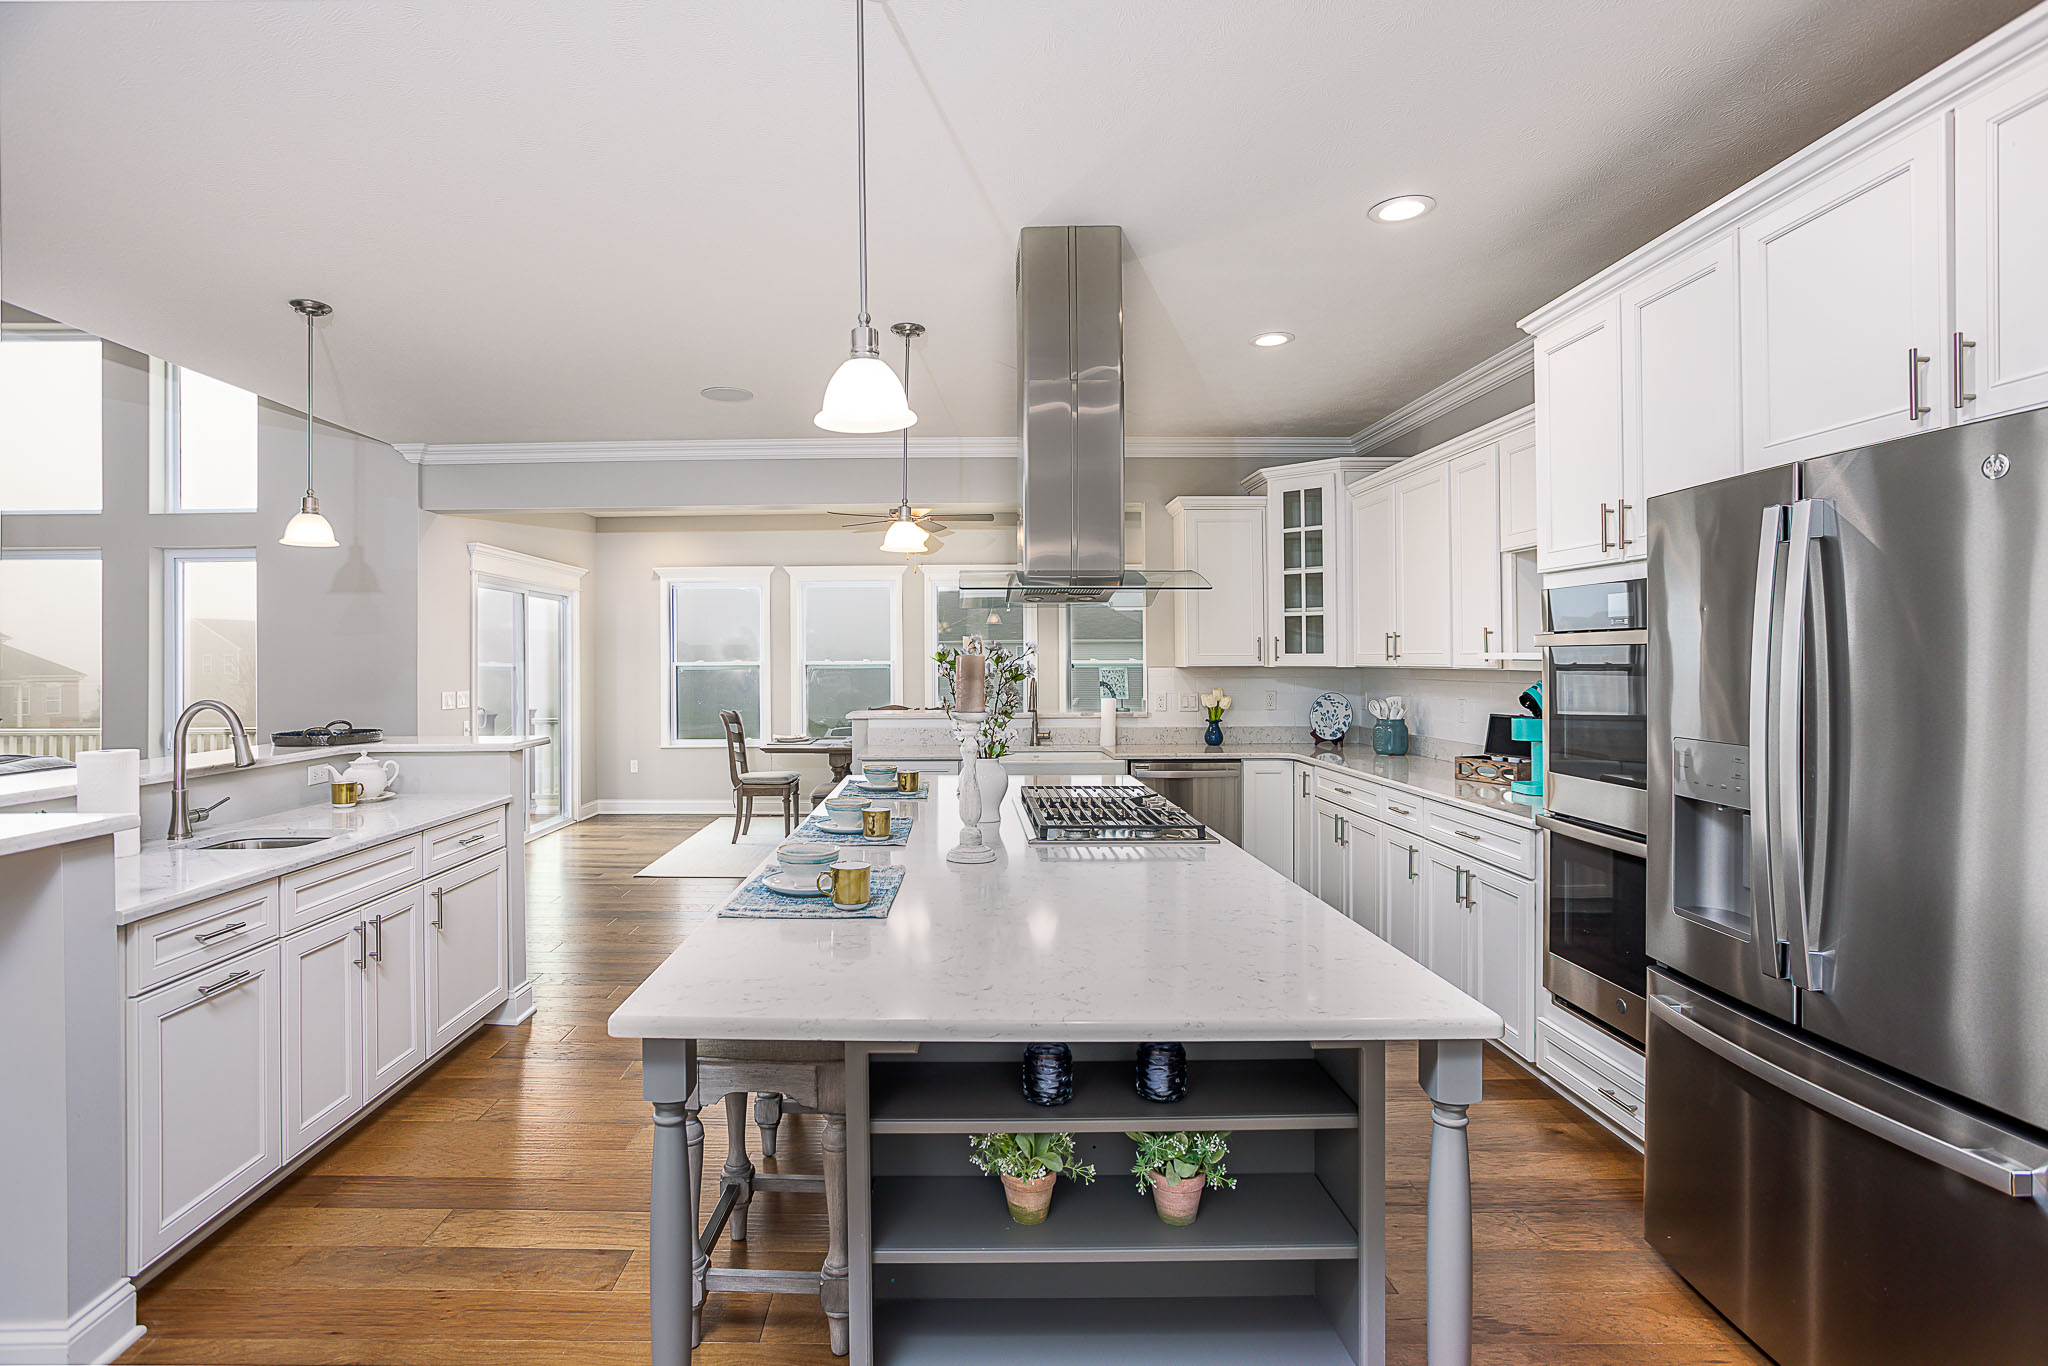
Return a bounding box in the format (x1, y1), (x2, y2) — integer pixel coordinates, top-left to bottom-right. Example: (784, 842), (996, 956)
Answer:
(876, 322), (932, 557)
(814, 0), (916, 434)
(279, 298), (338, 547)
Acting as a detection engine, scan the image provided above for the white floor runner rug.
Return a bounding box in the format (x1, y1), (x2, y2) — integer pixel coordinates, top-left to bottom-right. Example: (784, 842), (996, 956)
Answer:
(635, 818), (785, 878)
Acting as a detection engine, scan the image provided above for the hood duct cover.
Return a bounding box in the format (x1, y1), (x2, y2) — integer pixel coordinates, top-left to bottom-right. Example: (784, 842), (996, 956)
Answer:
(959, 225), (1209, 605)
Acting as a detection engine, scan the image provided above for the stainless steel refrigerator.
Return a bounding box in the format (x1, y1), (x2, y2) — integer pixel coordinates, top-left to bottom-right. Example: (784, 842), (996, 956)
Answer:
(1645, 409), (2048, 1366)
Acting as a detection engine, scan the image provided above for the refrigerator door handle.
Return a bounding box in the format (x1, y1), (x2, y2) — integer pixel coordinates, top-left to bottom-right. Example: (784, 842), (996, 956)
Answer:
(1649, 992), (2047, 1197)
(1749, 505), (1791, 983)
(1777, 498), (1837, 993)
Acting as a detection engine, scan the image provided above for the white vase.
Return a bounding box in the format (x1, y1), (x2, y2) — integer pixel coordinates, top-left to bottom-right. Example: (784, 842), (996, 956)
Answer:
(973, 757), (1009, 832)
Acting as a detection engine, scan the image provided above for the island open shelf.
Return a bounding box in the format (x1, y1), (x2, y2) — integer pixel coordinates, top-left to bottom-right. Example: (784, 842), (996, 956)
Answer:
(869, 1056), (1361, 1134)
(874, 1295), (1359, 1366)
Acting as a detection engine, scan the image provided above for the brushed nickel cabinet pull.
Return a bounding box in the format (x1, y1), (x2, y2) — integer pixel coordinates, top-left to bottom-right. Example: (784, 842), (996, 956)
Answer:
(192, 920), (249, 945)
(1455, 829), (1482, 842)
(459, 832), (488, 846)
(1387, 803), (1412, 817)
(1407, 846), (1419, 880)
(198, 969), (253, 998)
(1908, 347), (1931, 418)
(353, 923), (367, 969)
(1598, 1086), (1640, 1117)
(431, 886), (445, 929)
(1617, 500), (1633, 548)
(1954, 332), (1977, 409)
(1599, 502), (1613, 553)
(369, 914), (385, 963)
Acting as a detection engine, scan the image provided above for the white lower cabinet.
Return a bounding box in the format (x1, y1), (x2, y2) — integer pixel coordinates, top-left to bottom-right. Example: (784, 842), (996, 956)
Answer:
(1344, 814), (1384, 937)
(1468, 864), (1536, 1060)
(1238, 759), (1296, 877)
(427, 850), (510, 1054)
(365, 887), (429, 1101)
(1421, 848), (1474, 994)
(1291, 764), (1315, 895)
(281, 914), (366, 1160)
(1379, 829), (1425, 961)
(1311, 797), (1348, 913)
(130, 941), (282, 1270)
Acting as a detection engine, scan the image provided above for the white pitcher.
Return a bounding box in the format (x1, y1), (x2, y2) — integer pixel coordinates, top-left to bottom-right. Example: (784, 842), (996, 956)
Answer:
(341, 752), (399, 799)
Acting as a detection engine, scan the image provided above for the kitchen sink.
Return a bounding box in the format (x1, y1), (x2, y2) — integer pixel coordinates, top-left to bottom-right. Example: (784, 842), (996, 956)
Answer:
(198, 835), (335, 851)
(999, 749), (1126, 776)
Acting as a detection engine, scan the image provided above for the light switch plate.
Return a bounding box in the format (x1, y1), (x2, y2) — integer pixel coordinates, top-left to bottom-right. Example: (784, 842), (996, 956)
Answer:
(441, 691), (457, 710)
(1179, 692), (1198, 711)
(456, 690), (471, 708)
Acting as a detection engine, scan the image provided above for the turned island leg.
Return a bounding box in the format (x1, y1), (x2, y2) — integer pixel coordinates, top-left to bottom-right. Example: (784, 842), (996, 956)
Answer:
(722, 1092), (755, 1242)
(645, 1039), (699, 1366)
(1419, 1040), (1483, 1366)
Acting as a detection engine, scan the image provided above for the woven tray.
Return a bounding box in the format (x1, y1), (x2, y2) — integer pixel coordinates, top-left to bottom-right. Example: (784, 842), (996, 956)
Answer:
(1454, 754), (1532, 786)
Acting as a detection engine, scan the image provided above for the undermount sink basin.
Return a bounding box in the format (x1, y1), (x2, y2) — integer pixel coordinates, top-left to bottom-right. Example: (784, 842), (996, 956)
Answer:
(999, 750), (1126, 775)
(198, 835), (334, 851)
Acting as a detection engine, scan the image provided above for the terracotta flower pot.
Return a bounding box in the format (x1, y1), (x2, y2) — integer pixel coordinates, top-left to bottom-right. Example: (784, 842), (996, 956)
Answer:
(1149, 1171), (1206, 1226)
(1000, 1171), (1057, 1225)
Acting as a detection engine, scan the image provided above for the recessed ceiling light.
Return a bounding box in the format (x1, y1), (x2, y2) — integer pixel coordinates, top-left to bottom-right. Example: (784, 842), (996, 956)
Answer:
(700, 386), (754, 402)
(1367, 195), (1436, 224)
(1250, 332), (1295, 348)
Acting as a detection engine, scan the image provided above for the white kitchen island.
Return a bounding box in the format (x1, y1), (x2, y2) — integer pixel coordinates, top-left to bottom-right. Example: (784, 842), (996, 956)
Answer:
(610, 776), (1501, 1366)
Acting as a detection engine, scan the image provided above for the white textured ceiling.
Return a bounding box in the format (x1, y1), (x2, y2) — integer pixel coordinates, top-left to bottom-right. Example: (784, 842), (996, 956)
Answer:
(0, 0), (2034, 446)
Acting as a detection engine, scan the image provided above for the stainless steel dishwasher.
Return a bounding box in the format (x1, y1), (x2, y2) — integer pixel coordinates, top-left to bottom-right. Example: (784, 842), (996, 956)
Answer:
(1126, 760), (1242, 846)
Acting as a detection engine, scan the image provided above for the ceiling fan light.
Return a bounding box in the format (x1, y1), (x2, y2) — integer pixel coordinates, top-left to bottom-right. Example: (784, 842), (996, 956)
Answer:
(816, 354), (917, 433)
(880, 513), (933, 554)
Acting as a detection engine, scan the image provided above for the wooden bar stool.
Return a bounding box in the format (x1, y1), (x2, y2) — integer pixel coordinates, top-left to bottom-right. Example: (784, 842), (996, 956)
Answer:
(718, 710), (800, 842)
(684, 1042), (847, 1355)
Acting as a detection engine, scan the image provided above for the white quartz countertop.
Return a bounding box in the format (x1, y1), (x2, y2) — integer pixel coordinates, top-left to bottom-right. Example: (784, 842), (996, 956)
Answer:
(115, 793), (510, 925)
(609, 776), (1502, 1045)
(0, 812), (139, 858)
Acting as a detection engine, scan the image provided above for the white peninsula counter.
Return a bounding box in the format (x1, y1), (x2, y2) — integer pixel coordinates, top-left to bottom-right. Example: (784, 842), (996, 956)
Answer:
(612, 776), (1500, 1366)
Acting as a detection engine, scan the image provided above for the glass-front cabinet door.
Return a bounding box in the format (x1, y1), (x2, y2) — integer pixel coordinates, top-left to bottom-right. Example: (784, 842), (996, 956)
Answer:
(1267, 474), (1342, 666)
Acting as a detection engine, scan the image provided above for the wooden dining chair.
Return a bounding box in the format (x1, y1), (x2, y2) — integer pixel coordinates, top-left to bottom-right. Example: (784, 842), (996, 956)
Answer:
(720, 710), (800, 841)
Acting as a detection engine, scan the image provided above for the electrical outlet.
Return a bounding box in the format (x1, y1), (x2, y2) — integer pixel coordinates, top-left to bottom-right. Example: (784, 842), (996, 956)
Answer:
(1179, 692), (1198, 711)
(1458, 697), (1470, 724)
(440, 690), (457, 710)
(1153, 693), (1170, 713)
(456, 690), (471, 708)
(305, 764), (332, 786)
(1264, 690), (1277, 710)
(629, 759), (640, 774)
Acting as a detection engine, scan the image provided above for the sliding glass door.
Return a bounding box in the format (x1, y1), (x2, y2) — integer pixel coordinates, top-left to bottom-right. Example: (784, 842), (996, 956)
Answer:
(475, 580), (572, 835)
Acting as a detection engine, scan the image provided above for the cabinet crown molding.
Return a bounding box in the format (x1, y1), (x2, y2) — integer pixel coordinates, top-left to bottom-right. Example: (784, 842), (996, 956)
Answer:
(1242, 456), (1404, 496)
(1517, 3), (2048, 335)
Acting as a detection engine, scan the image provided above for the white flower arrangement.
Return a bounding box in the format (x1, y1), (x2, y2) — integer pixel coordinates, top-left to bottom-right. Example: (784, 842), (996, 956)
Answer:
(1202, 690), (1232, 722)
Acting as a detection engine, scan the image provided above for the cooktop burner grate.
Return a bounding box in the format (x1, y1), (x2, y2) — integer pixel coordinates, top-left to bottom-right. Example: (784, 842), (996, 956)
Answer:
(1019, 784), (1212, 843)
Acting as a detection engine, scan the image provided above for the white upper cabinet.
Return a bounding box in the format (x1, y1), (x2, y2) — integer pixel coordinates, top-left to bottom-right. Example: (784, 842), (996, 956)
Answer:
(1623, 234), (1742, 500)
(1168, 497), (1268, 668)
(1498, 424), (1538, 551)
(1349, 482), (1396, 666)
(1448, 444), (1503, 668)
(1738, 115), (1951, 467)
(1955, 46), (2048, 420)
(1265, 472), (1343, 666)
(1535, 294), (1627, 570)
(1390, 462), (1452, 667)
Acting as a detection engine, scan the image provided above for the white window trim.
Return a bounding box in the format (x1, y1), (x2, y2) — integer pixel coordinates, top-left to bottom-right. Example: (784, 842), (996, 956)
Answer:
(161, 361), (261, 514)
(786, 564), (906, 735)
(163, 546), (257, 752)
(470, 561), (582, 837)
(656, 566), (773, 749)
(923, 564), (1031, 707)
(469, 543), (588, 594)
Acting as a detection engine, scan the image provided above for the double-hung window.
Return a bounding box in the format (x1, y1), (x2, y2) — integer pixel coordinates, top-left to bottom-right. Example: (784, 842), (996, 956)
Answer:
(165, 364), (259, 511)
(0, 550), (102, 756)
(1064, 590), (1146, 712)
(925, 565), (1030, 706)
(788, 566), (904, 737)
(660, 567), (771, 742)
(164, 548), (258, 752)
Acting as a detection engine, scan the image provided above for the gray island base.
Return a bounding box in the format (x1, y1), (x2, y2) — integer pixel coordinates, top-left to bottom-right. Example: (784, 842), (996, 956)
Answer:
(614, 777), (1499, 1366)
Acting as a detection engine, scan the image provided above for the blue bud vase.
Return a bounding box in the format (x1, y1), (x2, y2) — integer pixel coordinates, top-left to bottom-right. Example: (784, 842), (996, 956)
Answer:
(1204, 718), (1223, 747)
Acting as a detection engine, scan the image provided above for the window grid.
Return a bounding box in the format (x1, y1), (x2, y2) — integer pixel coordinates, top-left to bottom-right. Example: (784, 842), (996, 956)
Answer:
(660, 570), (771, 745)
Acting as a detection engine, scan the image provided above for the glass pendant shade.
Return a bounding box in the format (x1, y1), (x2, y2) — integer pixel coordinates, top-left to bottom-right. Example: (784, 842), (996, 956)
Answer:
(879, 512), (932, 554)
(280, 499), (339, 548)
(815, 354), (917, 433)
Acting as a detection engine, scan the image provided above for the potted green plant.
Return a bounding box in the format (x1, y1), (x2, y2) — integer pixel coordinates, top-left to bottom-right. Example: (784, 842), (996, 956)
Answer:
(1126, 1130), (1236, 1226)
(968, 1131), (1095, 1225)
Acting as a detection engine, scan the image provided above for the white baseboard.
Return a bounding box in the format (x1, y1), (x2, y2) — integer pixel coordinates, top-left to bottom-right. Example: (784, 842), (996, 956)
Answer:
(0, 1277), (141, 1365)
(487, 977), (537, 1026)
(587, 798), (732, 815)
(577, 799), (603, 820)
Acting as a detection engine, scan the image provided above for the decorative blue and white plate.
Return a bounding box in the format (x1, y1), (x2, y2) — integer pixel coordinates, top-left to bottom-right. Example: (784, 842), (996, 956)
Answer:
(1308, 692), (1353, 742)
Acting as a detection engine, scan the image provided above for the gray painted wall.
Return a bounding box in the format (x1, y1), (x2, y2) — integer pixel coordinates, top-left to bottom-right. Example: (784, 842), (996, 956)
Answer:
(0, 337), (419, 754)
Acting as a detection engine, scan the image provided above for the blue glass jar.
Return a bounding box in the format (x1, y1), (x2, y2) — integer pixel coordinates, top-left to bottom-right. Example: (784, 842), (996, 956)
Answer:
(1372, 717), (1409, 756)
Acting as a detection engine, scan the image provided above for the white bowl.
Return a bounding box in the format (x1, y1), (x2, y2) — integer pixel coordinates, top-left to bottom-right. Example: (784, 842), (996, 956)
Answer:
(775, 840), (839, 868)
(860, 765), (898, 785)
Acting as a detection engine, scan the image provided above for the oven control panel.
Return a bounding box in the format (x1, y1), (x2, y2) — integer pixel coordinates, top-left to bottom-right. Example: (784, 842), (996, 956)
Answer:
(1672, 738), (1749, 809)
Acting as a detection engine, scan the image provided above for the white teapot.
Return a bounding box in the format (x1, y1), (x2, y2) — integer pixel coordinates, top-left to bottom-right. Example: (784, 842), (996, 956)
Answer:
(341, 752), (400, 800)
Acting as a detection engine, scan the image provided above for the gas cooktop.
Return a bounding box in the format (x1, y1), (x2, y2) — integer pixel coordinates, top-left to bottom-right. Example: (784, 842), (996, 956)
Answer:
(1018, 782), (1215, 844)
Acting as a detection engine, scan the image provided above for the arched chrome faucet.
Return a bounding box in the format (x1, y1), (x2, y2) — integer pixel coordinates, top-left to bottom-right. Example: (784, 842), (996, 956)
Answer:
(168, 699), (257, 840)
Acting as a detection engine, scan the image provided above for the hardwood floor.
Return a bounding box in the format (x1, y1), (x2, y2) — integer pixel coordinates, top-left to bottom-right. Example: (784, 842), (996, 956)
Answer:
(120, 815), (1766, 1365)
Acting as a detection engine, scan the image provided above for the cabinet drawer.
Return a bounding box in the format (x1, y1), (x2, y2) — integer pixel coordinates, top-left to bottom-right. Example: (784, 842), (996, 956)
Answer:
(422, 808), (507, 877)
(279, 837), (424, 934)
(1312, 768), (1379, 817)
(1537, 1017), (1645, 1141)
(126, 880), (279, 997)
(1375, 788), (1426, 836)
(1423, 799), (1536, 877)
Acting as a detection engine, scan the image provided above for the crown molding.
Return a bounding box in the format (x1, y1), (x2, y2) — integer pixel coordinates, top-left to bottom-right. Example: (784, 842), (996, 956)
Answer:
(395, 434), (1353, 466)
(1348, 338), (1534, 456)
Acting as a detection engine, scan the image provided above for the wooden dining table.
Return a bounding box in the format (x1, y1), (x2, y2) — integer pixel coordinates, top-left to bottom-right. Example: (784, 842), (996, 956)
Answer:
(757, 736), (855, 806)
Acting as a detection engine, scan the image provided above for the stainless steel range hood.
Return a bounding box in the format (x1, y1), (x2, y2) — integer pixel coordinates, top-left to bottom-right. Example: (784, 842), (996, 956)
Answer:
(958, 226), (1209, 605)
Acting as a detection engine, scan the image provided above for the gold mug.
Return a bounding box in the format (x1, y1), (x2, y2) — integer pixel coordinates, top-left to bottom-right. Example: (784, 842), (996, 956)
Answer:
(816, 860), (872, 907)
(330, 781), (363, 807)
(861, 805), (892, 839)
(896, 770), (919, 793)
